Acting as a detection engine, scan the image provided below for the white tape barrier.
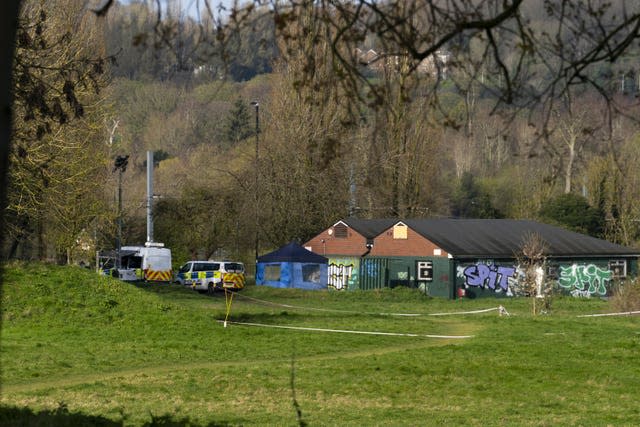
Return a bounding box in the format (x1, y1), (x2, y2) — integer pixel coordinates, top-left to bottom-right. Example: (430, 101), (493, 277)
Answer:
(233, 293), (506, 318)
(217, 320), (474, 339)
(429, 306), (507, 316)
(577, 310), (640, 318)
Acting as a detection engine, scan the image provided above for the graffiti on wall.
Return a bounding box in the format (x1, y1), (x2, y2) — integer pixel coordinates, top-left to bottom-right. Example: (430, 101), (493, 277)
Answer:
(363, 260), (380, 278)
(558, 264), (612, 296)
(456, 261), (617, 297)
(460, 263), (517, 292)
(328, 259), (358, 290)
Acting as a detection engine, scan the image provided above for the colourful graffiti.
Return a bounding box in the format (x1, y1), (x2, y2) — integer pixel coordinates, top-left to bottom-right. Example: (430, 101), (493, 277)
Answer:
(558, 264), (612, 296)
(462, 263), (516, 292)
(456, 262), (617, 298)
(328, 260), (357, 290)
(363, 260), (380, 278)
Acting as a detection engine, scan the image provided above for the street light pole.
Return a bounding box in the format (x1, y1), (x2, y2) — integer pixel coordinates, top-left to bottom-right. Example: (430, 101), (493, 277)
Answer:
(250, 100), (260, 265)
(113, 155), (129, 271)
(117, 168), (122, 269)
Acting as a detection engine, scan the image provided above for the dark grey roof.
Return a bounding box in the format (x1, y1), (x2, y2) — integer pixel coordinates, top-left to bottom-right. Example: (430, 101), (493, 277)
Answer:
(341, 218), (399, 239)
(337, 218), (638, 258)
(258, 242), (328, 263)
(402, 219), (639, 258)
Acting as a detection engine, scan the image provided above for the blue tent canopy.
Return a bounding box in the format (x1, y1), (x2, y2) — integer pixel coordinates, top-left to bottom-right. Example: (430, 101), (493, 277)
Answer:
(256, 242), (328, 290)
(258, 242), (328, 263)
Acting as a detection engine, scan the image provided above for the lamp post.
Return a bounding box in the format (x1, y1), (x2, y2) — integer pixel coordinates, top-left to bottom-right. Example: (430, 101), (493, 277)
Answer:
(250, 100), (260, 265)
(113, 155), (129, 270)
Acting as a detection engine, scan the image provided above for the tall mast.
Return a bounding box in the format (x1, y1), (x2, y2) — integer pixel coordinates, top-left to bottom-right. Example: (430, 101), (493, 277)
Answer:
(146, 150), (154, 244)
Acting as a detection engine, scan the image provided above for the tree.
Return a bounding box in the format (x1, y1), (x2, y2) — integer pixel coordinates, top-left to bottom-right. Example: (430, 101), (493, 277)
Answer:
(154, 186), (234, 261)
(585, 139), (640, 247)
(104, 1), (204, 81)
(545, 94), (601, 194)
(146, 0), (640, 212)
(539, 193), (604, 237)
(0, 1), (21, 262)
(358, 57), (443, 218)
(516, 232), (551, 315)
(4, 0), (640, 265)
(200, 0), (640, 148)
(223, 97), (253, 145)
(3, 0), (110, 261)
(451, 172), (503, 219)
(256, 54), (353, 246)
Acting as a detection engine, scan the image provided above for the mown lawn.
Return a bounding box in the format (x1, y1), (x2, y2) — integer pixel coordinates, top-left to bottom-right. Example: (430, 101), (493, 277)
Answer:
(1, 262), (639, 426)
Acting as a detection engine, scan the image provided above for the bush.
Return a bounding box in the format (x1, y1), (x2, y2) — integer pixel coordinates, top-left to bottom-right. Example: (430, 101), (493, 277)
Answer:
(609, 278), (640, 312)
(539, 193), (604, 237)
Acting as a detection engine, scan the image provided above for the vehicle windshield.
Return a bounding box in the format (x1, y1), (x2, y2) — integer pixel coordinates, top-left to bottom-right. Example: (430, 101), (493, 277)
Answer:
(195, 263), (219, 271)
(178, 264), (192, 273)
(122, 255), (142, 269)
(224, 263), (244, 273)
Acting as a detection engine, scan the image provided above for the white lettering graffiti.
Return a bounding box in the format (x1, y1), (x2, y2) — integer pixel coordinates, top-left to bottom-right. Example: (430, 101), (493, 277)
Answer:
(570, 289), (593, 298)
(328, 263), (354, 291)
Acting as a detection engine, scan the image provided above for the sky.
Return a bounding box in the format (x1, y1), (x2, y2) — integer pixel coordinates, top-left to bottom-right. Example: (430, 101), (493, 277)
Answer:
(115, 0), (242, 19)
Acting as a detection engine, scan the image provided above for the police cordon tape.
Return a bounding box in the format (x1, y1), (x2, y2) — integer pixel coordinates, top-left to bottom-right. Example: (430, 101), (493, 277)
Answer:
(232, 293), (510, 317)
(577, 310), (640, 318)
(216, 320), (475, 339)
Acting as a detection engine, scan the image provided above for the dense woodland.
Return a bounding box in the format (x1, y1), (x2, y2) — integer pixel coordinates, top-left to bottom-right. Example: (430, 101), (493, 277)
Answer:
(4, 0), (640, 268)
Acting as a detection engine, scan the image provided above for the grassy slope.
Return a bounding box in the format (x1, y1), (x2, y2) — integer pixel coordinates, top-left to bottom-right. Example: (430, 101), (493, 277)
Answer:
(1, 262), (639, 425)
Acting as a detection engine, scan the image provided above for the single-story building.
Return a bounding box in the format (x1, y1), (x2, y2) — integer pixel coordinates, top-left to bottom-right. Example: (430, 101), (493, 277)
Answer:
(304, 218), (639, 298)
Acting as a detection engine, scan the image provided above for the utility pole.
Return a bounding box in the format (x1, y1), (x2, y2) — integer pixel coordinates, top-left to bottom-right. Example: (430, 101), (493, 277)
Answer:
(146, 150), (154, 244)
(113, 155), (129, 270)
(250, 100), (260, 265)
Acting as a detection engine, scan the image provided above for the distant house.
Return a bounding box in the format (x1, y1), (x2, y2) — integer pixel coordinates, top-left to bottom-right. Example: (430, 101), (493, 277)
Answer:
(355, 48), (380, 66)
(355, 48), (450, 78)
(304, 218), (639, 298)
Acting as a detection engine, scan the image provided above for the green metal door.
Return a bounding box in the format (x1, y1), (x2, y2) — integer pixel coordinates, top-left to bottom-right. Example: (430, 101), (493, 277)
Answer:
(359, 257), (387, 290)
(388, 258), (413, 288)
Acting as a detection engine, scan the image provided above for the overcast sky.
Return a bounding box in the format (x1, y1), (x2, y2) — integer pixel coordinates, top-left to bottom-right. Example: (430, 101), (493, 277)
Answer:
(114, 0), (241, 19)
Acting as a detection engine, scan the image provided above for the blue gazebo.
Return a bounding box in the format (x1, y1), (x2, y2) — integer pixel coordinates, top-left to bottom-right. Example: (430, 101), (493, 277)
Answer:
(256, 242), (328, 290)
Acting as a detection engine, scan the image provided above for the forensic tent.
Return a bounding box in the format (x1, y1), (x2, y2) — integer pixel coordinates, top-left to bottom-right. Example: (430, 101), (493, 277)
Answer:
(256, 242), (328, 290)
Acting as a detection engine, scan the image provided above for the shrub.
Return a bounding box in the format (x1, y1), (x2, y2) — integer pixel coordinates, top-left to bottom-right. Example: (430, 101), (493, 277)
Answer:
(609, 278), (640, 312)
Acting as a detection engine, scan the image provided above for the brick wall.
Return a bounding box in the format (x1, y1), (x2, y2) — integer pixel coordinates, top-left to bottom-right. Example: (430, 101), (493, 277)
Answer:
(304, 223), (450, 258)
(371, 226), (450, 257)
(304, 228), (368, 257)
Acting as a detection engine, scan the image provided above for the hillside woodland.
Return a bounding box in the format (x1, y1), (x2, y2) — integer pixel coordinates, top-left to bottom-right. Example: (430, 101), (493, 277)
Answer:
(4, 0), (640, 267)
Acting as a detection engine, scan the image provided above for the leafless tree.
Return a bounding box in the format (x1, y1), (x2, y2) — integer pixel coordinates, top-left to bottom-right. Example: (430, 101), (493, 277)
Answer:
(114, 0), (640, 165)
(516, 231), (551, 315)
(3, 0), (640, 260)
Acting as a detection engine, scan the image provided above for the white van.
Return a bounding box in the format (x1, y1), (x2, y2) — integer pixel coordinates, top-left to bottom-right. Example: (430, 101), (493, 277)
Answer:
(97, 243), (172, 282)
(176, 260), (245, 293)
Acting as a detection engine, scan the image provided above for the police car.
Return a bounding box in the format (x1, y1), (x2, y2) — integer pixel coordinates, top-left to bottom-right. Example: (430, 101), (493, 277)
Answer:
(175, 260), (245, 293)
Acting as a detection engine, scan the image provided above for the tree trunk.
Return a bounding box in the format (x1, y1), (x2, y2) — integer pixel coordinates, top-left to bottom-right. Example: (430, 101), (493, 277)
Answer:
(564, 137), (576, 194)
(0, 2), (22, 264)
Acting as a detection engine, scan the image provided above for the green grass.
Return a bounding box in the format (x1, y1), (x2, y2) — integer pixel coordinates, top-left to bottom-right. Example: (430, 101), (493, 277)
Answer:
(1, 262), (640, 425)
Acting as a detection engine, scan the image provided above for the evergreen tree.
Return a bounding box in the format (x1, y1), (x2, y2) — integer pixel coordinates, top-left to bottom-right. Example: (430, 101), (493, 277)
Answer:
(540, 193), (604, 237)
(223, 97), (253, 145)
(451, 173), (502, 219)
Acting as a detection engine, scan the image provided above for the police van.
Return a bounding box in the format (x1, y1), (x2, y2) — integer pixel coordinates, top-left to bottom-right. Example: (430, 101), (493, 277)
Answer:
(97, 242), (172, 282)
(176, 260), (245, 293)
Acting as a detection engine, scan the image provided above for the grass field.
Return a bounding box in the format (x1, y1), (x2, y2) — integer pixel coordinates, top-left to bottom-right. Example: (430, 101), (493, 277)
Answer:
(1, 262), (639, 426)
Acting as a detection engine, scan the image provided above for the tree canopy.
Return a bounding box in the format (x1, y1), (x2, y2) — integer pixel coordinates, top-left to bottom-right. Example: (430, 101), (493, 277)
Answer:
(2, 0), (640, 266)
